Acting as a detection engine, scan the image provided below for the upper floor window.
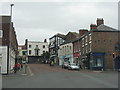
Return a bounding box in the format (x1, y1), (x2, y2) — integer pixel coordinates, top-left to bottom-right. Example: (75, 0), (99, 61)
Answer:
(29, 45), (31, 48)
(43, 45), (45, 48)
(85, 36), (88, 43)
(89, 33), (92, 41)
(82, 38), (84, 47)
(0, 30), (3, 38)
(70, 46), (71, 50)
(29, 50), (31, 55)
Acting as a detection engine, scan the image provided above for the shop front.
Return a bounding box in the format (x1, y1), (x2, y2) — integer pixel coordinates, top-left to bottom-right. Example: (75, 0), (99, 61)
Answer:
(89, 52), (105, 70)
(81, 55), (89, 69)
(59, 56), (64, 66)
(64, 54), (73, 64)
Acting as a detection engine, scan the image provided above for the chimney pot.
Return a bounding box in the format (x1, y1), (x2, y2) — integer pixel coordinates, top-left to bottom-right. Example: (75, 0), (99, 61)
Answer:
(97, 18), (104, 26)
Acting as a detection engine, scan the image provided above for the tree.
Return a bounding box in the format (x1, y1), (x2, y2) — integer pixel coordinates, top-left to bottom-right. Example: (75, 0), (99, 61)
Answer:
(41, 51), (50, 59)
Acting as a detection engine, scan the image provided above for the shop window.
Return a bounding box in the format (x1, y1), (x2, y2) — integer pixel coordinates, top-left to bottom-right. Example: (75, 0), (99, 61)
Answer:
(90, 56), (103, 67)
(43, 51), (45, 53)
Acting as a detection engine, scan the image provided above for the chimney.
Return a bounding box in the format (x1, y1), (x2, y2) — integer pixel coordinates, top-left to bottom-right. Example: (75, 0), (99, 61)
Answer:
(25, 39), (28, 49)
(44, 39), (47, 42)
(79, 29), (88, 37)
(96, 18), (104, 26)
(90, 24), (97, 30)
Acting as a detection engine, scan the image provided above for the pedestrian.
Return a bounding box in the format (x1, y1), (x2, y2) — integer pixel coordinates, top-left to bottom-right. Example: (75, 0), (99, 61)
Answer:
(13, 64), (18, 74)
(51, 61), (54, 66)
(17, 63), (21, 71)
(46, 60), (48, 64)
(21, 64), (23, 69)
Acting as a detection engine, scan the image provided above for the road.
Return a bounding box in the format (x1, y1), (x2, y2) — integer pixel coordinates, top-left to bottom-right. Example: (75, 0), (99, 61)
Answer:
(2, 64), (118, 88)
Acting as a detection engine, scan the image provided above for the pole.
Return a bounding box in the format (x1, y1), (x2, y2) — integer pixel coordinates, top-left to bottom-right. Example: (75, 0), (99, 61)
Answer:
(9, 4), (14, 73)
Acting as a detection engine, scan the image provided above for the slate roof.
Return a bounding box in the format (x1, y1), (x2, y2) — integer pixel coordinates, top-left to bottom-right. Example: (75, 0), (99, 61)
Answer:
(97, 24), (118, 31)
(70, 32), (79, 37)
(56, 33), (65, 39)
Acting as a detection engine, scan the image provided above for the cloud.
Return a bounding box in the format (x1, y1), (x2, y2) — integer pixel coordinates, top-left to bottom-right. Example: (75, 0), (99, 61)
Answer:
(1, 2), (118, 44)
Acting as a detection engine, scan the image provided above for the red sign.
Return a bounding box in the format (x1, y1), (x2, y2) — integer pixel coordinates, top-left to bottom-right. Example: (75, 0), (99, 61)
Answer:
(73, 53), (80, 58)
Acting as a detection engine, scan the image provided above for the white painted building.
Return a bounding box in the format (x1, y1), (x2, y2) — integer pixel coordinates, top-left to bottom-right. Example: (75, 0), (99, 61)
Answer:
(58, 42), (73, 65)
(27, 41), (48, 56)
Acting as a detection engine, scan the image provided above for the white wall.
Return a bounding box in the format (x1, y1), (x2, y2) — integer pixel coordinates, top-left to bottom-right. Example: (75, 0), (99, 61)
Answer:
(58, 43), (73, 65)
(0, 46), (7, 74)
(27, 41), (48, 56)
(59, 43), (73, 56)
(9, 47), (16, 73)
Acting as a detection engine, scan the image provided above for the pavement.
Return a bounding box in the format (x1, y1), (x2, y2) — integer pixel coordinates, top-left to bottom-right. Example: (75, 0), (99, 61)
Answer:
(2, 64), (32, 77)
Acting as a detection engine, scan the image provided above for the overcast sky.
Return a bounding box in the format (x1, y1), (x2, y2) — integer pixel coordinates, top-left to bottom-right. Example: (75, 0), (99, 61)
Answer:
(0, 1), (119, 45)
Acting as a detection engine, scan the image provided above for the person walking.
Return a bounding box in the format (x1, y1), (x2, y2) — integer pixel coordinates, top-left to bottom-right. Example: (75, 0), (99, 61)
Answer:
(13, 64), (18, 74)
(17, 63), (21, 71)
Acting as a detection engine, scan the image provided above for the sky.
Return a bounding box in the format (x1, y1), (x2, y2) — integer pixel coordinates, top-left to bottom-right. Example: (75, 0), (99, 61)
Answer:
(0, 0), (119, 45)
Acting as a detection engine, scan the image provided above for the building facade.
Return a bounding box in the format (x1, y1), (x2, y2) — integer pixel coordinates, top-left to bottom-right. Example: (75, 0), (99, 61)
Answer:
(26, 39), (49, 63)
(49, 33), (65, 65)
(0, 16), (18, 74)
(72, 18), (120, 70)
(58, 42), (73, 65)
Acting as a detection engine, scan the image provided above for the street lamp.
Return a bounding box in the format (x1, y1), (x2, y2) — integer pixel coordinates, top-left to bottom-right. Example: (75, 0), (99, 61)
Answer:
(9, 4), (14, 74)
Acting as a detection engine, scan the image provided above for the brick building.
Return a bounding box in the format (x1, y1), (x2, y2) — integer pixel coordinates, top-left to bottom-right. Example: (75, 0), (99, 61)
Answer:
(73, 18), (120, 70)
(0, 16), (18, 74)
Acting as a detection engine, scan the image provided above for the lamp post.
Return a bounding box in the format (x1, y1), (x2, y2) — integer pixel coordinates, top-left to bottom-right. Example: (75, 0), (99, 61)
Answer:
(9, 4), (14, 73)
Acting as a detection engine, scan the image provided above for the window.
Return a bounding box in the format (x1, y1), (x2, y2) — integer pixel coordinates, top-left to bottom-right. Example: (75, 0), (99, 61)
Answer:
(85, 36), (88, 43)
(43, 45), (45, 48)
(29, 45), (31, 48)
(82, 38), (84, 47)
(29, 50), (31, 55)
(43, 51), (45, 53)
(89, 41), (92, 44)
(0, 30), (3, 38)
(89, 44), (92, 52)
(83, 48), (84, 54)
(89, 33), (92, 41)
(86, 46), (88, 53)
(70, 46), (71, 50)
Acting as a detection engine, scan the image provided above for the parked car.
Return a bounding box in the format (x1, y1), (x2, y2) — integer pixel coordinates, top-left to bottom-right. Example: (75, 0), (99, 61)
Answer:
(62, 62), (69, 69)
(68, 63), (80, 70)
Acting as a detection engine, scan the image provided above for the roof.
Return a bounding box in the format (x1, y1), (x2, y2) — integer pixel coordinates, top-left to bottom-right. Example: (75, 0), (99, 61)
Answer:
(56, 33), (65, 39)
(97, 24), (118, 31)
(69, 32), (79, 37)
(0, 16), (11, 23)
(49, 33), (65, 39)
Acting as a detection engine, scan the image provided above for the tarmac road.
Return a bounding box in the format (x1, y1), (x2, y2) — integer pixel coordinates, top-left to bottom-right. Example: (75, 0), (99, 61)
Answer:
(2, 64), (118, 88)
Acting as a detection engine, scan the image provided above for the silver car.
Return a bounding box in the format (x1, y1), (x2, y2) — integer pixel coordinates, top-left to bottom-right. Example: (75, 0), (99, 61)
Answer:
(68, 63), (80, 70)
(62, 62), (69, 69)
